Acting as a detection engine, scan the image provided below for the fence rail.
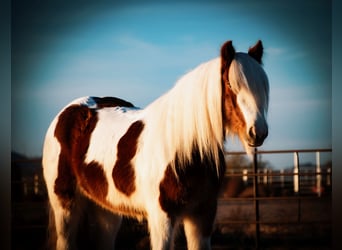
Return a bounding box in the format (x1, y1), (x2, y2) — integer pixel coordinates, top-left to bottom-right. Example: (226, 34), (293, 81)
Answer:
(221, 148), (332, 249)
(226, 148), (332, 154)
(12, 148), (332, 249)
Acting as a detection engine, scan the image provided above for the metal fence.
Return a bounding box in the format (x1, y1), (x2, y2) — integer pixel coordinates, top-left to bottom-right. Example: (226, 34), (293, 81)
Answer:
(11, 148), (332, 249)
(220, 148), (332, 249)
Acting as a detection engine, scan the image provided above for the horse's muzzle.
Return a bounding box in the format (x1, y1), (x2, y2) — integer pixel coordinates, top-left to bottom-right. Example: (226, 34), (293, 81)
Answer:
(247, 125), (268, 147)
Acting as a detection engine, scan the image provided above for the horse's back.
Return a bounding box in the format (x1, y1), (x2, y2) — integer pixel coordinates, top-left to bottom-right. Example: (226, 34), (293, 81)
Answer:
(42, 96), (140, 207)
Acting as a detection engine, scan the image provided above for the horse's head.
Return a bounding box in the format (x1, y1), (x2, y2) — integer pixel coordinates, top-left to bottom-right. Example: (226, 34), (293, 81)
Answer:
(221, 40), (269, 150)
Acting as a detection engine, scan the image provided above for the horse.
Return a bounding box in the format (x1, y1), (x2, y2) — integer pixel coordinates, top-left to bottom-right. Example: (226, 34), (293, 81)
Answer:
(42, 40), (269, 250)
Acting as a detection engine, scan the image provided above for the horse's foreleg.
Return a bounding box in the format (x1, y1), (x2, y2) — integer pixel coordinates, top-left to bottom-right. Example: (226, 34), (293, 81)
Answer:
(147, 210), (173, 250)
(183, 202), (217, 250)
(183, 217), (212, 250)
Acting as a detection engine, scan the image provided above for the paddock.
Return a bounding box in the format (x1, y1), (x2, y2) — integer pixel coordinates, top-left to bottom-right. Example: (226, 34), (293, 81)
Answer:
(12, 148), (332, 249)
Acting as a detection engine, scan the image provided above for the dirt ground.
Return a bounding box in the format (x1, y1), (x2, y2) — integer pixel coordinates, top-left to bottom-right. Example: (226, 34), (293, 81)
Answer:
(12, 196), (331, 250)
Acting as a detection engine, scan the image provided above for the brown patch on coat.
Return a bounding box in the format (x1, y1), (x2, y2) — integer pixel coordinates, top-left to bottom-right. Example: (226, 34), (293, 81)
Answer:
(220, 40), (247, 139)
(77, 161), (108, 202)
(54, 104), (108, 209)
(92, 96), (134, 108)
(112, 120), (144, 196)
(159, 148), (226, 236)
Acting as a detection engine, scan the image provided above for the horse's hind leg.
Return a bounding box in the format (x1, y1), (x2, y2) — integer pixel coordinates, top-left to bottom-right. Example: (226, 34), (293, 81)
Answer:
(55, 208), (76, 250)
(49, 192), (85, 250)
(86, 200), (122, 250)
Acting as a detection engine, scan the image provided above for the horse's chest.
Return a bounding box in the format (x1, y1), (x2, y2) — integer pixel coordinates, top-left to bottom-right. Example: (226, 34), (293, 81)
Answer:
(158, 152), (225, 218)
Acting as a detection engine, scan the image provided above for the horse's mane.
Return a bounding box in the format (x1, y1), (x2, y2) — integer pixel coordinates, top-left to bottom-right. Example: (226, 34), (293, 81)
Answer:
(142, 52), (269, 175)
(143, 58), (224, 174)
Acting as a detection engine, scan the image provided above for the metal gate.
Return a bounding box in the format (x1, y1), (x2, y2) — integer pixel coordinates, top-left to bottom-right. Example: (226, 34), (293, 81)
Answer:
(218, 148), (332, 249)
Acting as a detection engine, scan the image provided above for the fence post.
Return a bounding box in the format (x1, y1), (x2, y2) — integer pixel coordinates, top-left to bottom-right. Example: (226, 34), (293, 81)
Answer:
(253, 148), (260, 249)
(293, 151), (301, 222)
(242, 169), (248, 183)
(327, 167), (331, 186)
(316, 151), (322, 197)
(280, 169), (285, 188)
(34, 174), (39, 195)
(263, 168), (268, 184)
(293, 152), (299, 193)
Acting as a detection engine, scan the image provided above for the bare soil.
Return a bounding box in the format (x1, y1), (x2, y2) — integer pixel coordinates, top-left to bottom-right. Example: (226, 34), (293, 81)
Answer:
(12, 197), (331, 250)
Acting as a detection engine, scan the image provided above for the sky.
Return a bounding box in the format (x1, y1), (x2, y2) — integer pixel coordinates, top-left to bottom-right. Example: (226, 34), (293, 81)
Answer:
(12, 0), (332, 168)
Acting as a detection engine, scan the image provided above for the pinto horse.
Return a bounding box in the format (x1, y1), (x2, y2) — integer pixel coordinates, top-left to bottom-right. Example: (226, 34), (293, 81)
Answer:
(43, 40), (269, 250)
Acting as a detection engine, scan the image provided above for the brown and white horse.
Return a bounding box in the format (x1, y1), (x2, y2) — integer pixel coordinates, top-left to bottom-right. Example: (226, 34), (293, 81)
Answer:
(43, 40), (269, 250)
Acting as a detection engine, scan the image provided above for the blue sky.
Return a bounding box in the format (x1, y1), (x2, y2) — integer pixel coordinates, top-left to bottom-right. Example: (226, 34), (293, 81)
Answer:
(12, 0), (331, 168)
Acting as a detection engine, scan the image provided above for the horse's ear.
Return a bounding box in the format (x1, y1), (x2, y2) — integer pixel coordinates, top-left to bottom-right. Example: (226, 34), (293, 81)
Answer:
(221, 40), (236, 69)
(248, 40), (263, 64)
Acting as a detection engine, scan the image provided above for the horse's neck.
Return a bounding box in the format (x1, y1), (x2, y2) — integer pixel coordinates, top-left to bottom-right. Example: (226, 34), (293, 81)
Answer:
(141, 57), (224, 171)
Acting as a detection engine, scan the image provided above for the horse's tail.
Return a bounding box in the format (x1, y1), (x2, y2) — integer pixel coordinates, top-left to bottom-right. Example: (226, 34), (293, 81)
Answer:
(45, 201), (57, 250)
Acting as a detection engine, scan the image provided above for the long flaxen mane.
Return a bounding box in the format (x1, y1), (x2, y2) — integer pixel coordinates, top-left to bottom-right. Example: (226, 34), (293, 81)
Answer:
(142, 58), (224, 175)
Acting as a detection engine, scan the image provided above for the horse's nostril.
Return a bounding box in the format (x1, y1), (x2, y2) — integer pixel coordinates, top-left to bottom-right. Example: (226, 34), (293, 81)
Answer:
(249, 126), (256, 139)
(248, 126), (268, 147)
